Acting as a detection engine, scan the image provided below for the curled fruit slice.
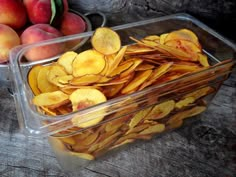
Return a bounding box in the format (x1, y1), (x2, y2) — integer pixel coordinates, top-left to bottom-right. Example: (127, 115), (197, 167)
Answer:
(33, 91), (69, 108)
(72, 49), (106, 77)
(91, 27), (121, 55)
(57, 51), (77, 74)
(70, 88), (107, 128)
(28, 65), (42, 95)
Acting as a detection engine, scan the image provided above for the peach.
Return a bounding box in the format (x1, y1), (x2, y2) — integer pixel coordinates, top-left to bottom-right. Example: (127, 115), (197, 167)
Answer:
(0, 24), (20, 63)
(60, 12), (87, 49)
(60, 12), (86, 36)
(20, 24), (64, 61)
(23, 0), (68, 25)
(0, 0), (27, 29)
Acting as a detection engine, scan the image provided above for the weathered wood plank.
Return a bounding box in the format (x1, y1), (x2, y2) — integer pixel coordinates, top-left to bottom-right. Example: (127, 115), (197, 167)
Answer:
(69, 0), (236, 41)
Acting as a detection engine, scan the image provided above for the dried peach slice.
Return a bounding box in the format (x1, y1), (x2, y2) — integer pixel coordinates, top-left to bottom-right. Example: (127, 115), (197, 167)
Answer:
(183, 86), (214, 100)
(175, 97), (195, 109)
(70, 88), (107, 128)
(110, 139), (134, 150)
(159, 33), (169, 44)
(109, 60), (134, 77)
(143, 35), (160, 42)
(198, 53), (209, 67)
(103, 83), (124, 98)
(126, 123), (150, 135)
(57, 75), (73, 85)
(69, 151), (95, 160)
(167, 106), (206, 124)
(121, 69), (153, 94)
(70, 74), (102, 86)
(33, 91), (69, 109)
(40, 106), (57, 116)
(28, 65), (42, 95)
(147, 100), (175, 120)
(139, 123), (165, 135)
(135, 63), (155, 71)
(47, 65), (68, 86)
(37, 66), (58, 93)
(164, 29), (201, 48)
(129, 107), (152, 128)
(170, 64), (201, 73)
(119, 58), (143, 78)
(139, 62), (173, 90)
(72, 49), (106, 77)
(126, 44), (155, 55)
(107, 46), (127, 75)
(57, 51), (77, 74)
(91, 27), (121, 55)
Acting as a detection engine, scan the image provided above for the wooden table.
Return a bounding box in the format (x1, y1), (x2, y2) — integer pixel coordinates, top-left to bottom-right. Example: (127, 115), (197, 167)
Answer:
(0, 1), (236, 176)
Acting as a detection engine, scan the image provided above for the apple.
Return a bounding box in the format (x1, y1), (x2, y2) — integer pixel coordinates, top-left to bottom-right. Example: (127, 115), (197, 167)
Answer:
(20, 24), (64, 61)
(23, 0), (69, 24)
(0, 24), (20, 63)
(0, 0), (27, 29)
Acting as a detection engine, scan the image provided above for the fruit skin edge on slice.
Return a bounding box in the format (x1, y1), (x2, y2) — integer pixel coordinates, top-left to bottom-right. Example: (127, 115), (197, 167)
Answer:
(69, 88), (107, 128)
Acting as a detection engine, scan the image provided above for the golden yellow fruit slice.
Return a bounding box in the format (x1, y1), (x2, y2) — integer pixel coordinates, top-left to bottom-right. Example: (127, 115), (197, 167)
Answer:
(103, 83), (124, 98)
(37, 65), (58, 93)
(28, 65), (42, 95)
(139, 62), (173, 90)
(70, 88), (107, 128)
(143, 35), (160, 41)
(167, 106), (206, 124)
(119, 58), (143, 78)
(33, 91), (69, 108)
(175, 97), (195, 109)
(184, 86), (214, 100)
(40, 106), (57, 116)
(121, 69), (152, 94)
(91, 27), (121, 55)
(109, 60), (134, 77)
(198, 53), (209, 67)
(57, 75), (73, 85)
(170, 63), (201, 73)
(107, 46), (127, 75)
(126, 123), (150, 135)
(135, 63), (155, 71)
(164, 29), (201, 48)
(47, 65), (68, 86)
(76, 131), (99, 147)
(147, 100), (175, 120)
(110, 139), (134, 150)
(129, 107), (152, 128)
(126, 44), (155, 55)
(59, 137), (76, 145)
(69, 151), (95, 160)
(72, 49), (106, 77)
(139, 123), (165, 135)
(159, 33), (169, 44)
(70, 74), (102, 86)
(57, 51), (77, 74)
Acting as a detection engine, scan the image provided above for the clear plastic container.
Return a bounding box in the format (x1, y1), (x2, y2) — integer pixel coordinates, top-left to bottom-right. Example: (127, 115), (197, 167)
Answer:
(9, 13), (235, 172)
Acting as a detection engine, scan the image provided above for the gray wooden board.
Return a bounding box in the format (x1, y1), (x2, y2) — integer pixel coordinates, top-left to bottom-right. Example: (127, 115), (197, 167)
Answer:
(0, 0), (236, 176)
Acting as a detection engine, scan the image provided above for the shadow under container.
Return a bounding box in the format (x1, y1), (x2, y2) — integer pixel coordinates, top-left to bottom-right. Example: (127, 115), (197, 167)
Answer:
(9, 13), (235, 172)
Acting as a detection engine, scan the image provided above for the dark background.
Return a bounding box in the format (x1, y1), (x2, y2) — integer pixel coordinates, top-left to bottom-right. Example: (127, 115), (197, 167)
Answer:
(69, 0), (236, 42)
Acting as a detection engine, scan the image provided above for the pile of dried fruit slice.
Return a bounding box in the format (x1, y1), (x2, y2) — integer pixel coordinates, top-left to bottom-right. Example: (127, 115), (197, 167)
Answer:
(28, 27), (227, 160)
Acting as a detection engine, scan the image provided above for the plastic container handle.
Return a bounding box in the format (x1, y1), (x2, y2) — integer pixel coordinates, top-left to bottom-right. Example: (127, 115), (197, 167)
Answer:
(84, 11), (107, 29)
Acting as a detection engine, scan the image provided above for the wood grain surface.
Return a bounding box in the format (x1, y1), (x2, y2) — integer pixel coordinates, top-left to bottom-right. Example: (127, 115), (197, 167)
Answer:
(0, 0), (236, 177)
